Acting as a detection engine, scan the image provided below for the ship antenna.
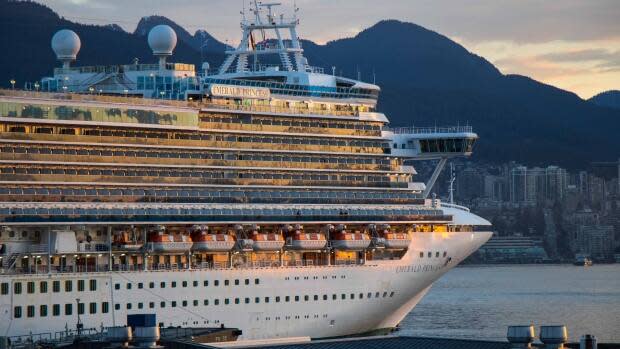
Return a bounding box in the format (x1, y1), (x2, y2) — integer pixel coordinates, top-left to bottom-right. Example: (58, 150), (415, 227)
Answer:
(448, 162), (456, 204)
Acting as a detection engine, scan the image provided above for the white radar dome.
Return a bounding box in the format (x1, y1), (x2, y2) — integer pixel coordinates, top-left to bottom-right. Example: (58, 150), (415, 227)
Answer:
(51, 29), (81, 60)
(148, 25), (177, 56)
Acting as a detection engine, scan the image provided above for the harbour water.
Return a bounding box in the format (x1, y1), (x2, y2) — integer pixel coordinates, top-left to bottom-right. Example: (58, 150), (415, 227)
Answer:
(400, 264), (620, 342)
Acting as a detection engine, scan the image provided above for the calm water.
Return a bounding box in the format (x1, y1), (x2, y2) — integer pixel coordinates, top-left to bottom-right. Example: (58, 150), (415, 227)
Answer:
(399, 264), (620, 342)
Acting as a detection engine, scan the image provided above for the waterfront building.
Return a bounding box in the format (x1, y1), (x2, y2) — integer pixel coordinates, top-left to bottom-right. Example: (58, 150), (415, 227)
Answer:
(571, 225), (615, 260)
(477, 234), (548, 263)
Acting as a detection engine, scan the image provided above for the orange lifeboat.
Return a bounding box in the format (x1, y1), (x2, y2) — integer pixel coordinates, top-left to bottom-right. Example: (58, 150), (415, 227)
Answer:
(330, 227), (371, 250)
(382, 230), (411, 249)
(191, 229), (235, 252)
(289, 230), (327, 250)
(251, 231), (285, 251)
(147, 228), (193, 253)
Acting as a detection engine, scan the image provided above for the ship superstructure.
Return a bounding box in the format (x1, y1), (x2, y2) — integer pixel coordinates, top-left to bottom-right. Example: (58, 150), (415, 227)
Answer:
(0, 3), (490, 341)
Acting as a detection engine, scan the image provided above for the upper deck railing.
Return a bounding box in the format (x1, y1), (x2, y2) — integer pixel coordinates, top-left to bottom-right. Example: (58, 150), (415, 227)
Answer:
(0, 89), (364, 118)
(385, 126), (474, 134)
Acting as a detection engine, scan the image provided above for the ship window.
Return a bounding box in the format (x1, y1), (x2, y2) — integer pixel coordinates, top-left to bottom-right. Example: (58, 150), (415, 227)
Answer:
(314, 295), (319, 301)
(89, 302), (97, 314)
(285, 296), (290, 302)
(126, 283), (132, 290)
(126, 303), (132, 310)
(383, 292), (388, 298)
(350, 293), (355, 300)
(114, 283), (120, 290)
(436, 251), (440, 258)
(203, 280), (208, 287)
(234, 279), (239, 286)
(264, 297), (270, 303)
(193, 300), (199, 306)
(138, 302), (143, 309)
(367, 292), (372, 299)
(427, 252), (432, 258)
(254, 297), (260, 304)
(294, 296), (299, 302)
(419, 252), (424, 258)
(65, 304), (73, 315)
(341, 294), (346, 300)
(182, 281), (187, 287)
(375, 292), (380, 298)
(115, 304), (120, 310)
(160, 282), (165, 288)
(193, 281), (198, 287)
(102, 302), (109, 313)
(275, 296), (280, 303)
(149, 282), (155, 289)
(138, 283), (143, 289)
(182, 300), (187, 307)
(390, 291), (395, 297)
(214, 299), (219, 306)
(13, 282), (22, 294)
(224, 299), (230, 305)
(27, 282), (35, 294)
(214, 280), (219, 286)
(0, 283), (8, 295)
(149, 302), (155, 309)
(27, 305), (35, 318)
(13, 306), (22, 318)
(160, 301), (166, 308)
(40, 281), (48, 293)
(224, 280), (229, 286)
(78, 280), (85, 292)
(53, 304), (60, 316)
(53, 281), (60, 293)
(255, 278), (259, 285)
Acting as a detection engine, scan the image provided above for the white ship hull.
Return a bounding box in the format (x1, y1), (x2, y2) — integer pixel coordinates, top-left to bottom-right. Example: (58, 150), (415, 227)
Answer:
(0, 230), (491, 339)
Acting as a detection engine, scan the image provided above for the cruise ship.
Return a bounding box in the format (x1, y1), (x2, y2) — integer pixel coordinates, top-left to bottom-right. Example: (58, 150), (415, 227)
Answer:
(0, 3), (491, 340)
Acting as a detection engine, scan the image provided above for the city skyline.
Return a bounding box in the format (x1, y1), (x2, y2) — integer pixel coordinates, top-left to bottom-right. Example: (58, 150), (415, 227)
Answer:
(38, 0), (620, 99)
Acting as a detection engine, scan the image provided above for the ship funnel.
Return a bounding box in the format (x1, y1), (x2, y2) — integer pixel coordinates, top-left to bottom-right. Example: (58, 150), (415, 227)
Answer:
(51, 29), (81, 68)
(147, 25), (177, 70)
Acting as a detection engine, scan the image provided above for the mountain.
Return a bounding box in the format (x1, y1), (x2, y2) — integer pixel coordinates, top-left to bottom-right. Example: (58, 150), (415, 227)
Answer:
(589, 90), (620, 110)
(1, 1), (618, 169)
(134, 15), (230, 54)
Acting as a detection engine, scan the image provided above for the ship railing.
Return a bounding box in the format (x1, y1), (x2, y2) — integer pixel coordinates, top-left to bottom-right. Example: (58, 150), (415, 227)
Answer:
(27, 244), (49, 253)
(0, 88), (366, 117)
(385, 125), (474, 134)
(440, 202), (471, 212)
(202, 100), (359, 117)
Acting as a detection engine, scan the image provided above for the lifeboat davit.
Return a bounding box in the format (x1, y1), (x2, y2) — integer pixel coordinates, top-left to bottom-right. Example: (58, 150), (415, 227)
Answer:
(113, 231), (143, 251)
(251, 231), (285, 251)
(289, 230), (327, 250)
(191, 231), (235, 252)
(147, 230), (193, 253)
(330, 230), (371, 250)
(382, 230), (412, 249)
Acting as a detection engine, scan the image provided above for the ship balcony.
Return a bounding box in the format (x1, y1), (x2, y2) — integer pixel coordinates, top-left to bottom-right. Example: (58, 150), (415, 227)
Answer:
(383, 126), (478, 160)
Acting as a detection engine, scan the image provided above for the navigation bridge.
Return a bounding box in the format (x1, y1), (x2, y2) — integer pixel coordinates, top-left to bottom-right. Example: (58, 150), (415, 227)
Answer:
(383, 126), (478, 198)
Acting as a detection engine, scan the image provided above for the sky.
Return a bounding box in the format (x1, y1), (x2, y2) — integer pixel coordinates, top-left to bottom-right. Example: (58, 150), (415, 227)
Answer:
(39, 0), (620, 99)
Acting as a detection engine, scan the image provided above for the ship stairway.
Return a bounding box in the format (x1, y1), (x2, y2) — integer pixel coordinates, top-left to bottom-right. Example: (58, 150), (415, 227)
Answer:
(280, 52), (293, 71)
(1, 253), (19, 270)
(236, 54), (249, 72)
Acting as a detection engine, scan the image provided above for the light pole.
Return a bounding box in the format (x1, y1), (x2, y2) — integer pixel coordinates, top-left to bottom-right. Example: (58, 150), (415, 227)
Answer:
(160, 91), (165, 100)
(76, 297), (83, 335)
(124, 89), (129, 97)
(9, 79), (15, 90)
(88, 87), (94, 95)
(34, 82), (40, 92)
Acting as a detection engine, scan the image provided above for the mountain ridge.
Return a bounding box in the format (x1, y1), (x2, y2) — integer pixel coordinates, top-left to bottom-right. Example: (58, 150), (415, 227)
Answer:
(0, 0), (618, 169)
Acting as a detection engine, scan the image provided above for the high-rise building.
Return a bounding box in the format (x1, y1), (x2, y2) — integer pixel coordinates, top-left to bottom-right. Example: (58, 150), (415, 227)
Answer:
(571, 225), (615, 259)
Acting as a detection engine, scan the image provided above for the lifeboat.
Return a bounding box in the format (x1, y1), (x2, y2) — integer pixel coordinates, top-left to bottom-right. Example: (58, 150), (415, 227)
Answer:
(113, 231), (143, 251)
(147, 229), (193, 253)
(251, 231), (285, 251)
(289, 230), (327, 250)
(382, 231), (412, 249)
(191, 231), (235, 252)
(330, 230), (371, 250)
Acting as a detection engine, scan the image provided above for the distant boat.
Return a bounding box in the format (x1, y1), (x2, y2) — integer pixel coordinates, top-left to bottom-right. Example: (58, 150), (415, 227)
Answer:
(574, 254), (593, 266)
